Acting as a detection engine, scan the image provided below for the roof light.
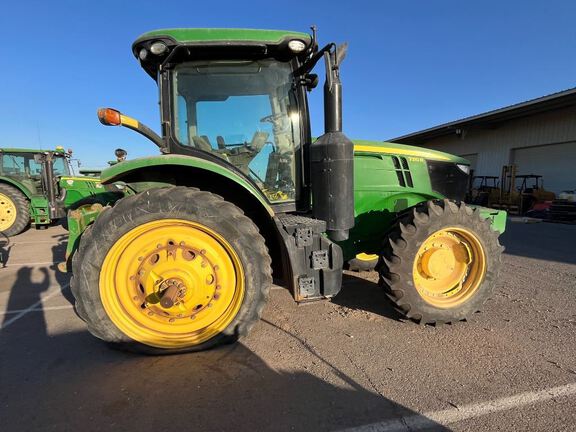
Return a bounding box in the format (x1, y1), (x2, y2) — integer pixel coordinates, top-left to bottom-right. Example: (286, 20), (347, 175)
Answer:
(288, 40), (306, 53)
(150, 41), (168, 55)
(457, 164), (470, 174)
(139, 48), (148, 61)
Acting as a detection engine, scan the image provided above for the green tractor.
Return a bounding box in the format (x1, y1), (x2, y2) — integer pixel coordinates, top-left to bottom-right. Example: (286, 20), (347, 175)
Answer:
(0, 147), (122, 236)
(65, 28), (506, 354)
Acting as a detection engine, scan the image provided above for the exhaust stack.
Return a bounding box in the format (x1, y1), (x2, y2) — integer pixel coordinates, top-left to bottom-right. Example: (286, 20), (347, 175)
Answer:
(310, 44), (354, 241)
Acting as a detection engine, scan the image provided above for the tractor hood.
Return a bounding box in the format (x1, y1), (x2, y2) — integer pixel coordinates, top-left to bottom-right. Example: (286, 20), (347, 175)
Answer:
(353, 140), (470, 165)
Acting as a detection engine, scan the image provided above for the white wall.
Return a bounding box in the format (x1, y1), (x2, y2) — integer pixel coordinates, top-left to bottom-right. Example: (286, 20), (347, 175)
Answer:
(420, 106), (576, 192)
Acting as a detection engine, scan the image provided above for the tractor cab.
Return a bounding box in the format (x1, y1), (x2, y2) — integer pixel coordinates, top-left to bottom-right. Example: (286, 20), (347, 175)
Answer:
(100, 28), (353, 239)
(133, 30), (317, 205)
(0, 147), (71, 183)
(515, 174), (544, 193)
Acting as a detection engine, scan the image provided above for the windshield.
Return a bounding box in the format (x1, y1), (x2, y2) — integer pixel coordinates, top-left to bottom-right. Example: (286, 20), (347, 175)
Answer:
(0, 153), (70, 178)
(172, 60), (301, 203)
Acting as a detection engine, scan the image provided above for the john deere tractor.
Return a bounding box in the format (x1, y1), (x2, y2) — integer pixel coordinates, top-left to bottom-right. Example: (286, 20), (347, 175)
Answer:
(65, 28), (506, 354)
(0, 147), (121, 236)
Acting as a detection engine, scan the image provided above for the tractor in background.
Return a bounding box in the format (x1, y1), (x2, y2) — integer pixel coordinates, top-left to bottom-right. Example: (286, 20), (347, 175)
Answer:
(490, 165), (555, 215)
(64, 28), (506, 354)
(0, 146), (123, 236)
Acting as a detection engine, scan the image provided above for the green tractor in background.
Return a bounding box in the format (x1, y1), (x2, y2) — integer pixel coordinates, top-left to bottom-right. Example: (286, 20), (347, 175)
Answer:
(65, 28), (506, 355)
(0, 146), (122, 236)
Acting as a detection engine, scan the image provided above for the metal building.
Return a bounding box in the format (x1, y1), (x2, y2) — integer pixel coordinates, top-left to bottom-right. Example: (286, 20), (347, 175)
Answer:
(390, 88), (576, 193)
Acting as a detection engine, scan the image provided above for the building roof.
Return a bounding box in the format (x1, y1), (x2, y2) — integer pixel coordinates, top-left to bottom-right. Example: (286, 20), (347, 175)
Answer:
(390, 87), (576, 145)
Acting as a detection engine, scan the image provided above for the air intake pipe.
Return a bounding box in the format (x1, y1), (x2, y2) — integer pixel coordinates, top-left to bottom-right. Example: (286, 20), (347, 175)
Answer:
(310, 44), (354, 241)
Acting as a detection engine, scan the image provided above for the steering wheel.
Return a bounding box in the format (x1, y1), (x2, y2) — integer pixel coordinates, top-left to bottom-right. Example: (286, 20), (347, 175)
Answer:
(260, 114), (281, 123)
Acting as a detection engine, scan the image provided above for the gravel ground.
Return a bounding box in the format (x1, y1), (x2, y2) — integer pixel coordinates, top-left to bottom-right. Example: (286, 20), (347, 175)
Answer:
(0, 220), (575, 431)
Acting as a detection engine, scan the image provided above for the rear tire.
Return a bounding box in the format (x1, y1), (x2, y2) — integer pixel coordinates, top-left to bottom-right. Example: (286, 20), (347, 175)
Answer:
(71, 187), (272, 354)
(380, 199), (503, 324)
(0, 184), (30, 237)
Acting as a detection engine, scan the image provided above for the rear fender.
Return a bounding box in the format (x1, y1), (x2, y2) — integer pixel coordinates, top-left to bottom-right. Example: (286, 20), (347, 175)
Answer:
(99, 155), (273, 216)
(0, 177), (33, 199)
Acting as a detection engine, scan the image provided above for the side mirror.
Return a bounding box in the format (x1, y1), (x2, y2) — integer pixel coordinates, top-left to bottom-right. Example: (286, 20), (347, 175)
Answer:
(304, 73), (319, 91)
(97, 108), (122, 126)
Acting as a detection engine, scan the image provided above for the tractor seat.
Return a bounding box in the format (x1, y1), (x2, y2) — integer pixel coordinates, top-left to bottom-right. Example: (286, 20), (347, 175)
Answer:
(249, 131), (269, 152)
(191, 135), (213, 152)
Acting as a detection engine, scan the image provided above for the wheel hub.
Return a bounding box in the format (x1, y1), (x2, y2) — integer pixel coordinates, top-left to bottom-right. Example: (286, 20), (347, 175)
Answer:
(131, 239), (223, 321)
(0, 192), (17, 231)
(99, 219), (245, 349)
(420, 247), (455, 279)
(413, 227), (486, 308)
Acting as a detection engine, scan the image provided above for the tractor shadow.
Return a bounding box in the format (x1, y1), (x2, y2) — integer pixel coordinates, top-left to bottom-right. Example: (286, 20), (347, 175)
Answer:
(332, 272), (405, 322)
(0, 267), (448, 432)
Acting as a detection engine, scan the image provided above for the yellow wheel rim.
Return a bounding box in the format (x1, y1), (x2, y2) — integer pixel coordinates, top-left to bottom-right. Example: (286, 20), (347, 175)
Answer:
(99, 219), (245, 349)
(413, 227), (486, 308)
(0, 192), (17, 232)
(355, 253), (379, 262)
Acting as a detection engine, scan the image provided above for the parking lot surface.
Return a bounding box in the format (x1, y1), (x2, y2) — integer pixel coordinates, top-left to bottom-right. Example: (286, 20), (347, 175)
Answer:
(1, 220), (575, 431)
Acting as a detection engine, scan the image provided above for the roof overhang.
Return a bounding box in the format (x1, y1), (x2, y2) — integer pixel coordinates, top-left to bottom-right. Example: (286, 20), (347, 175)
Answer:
(390, 87), (576, 145)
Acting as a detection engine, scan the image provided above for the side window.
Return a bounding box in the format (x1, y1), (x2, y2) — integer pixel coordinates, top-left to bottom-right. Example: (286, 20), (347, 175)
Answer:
(2, 154), (25, 176)
(175, 95), (189, 145)
(28, 158), (43, 176)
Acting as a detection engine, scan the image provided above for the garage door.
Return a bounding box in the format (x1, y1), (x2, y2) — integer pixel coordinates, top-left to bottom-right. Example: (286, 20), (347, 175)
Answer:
(512, 142), (576, 193)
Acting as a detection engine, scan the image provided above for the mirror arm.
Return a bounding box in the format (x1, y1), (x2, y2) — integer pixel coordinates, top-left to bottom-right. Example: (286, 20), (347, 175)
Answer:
(293, 43), (335, 77)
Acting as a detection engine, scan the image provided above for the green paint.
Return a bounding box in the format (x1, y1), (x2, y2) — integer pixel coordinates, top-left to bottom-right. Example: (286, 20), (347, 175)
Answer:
(476, 206), (507, 234)
(353, 139), (470, 164)
(100, 155), (274, 215)
(337, 144), (506, 260)
(64, 203), (104, 269)
(134, 28), (311, 46)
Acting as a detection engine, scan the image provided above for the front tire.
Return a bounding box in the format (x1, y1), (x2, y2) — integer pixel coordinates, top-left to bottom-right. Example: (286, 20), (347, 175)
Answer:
(0, 184), (29, 237)
(380, 200), (503, 324)
(71, 187), (272, 354)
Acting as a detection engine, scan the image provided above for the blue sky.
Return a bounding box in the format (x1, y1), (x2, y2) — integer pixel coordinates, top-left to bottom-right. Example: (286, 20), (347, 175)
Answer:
(0, 0), (575, 167)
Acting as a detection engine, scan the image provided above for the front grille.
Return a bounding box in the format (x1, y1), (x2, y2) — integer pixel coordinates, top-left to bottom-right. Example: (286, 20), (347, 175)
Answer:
(427, 160), (469, 201)
(392, 156), (414, 188)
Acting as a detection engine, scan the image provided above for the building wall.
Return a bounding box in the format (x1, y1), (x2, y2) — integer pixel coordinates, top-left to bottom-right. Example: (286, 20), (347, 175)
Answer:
(419, 106), (576, 192)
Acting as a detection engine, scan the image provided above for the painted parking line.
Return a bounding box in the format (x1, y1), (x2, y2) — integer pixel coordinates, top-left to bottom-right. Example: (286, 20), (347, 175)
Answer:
(1, 284), (69, 329)
(0, 304), (73, 317)
(340, 382), (576, 432)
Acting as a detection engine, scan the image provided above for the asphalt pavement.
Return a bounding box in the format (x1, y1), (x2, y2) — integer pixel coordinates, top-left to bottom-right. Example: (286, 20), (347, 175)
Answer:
(1, 220), (575, 431)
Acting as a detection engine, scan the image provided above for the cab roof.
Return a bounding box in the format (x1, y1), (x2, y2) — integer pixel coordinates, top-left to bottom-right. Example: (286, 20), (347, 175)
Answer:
(134, 28), (311, 46)
(0, 147), (66, 155)
(132, 28), (313, 79)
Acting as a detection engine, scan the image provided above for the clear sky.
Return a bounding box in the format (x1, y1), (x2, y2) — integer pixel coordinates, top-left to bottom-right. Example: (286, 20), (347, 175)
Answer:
(1, 0), (575, 168)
